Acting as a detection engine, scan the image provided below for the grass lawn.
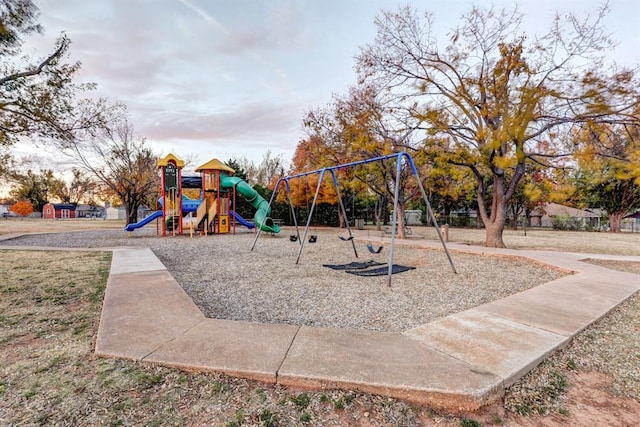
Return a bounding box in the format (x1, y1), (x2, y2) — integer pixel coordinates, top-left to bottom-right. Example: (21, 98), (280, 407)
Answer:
(1, 224), (639, 426)
(0, 218), (125, 235)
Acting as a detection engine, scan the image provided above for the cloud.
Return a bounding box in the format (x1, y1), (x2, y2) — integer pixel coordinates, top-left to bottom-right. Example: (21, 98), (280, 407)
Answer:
(41, 0), (309, 109)
(137, 101), (302, 144)
(176, 0), (310, 55)
(176, 0), (229, 34)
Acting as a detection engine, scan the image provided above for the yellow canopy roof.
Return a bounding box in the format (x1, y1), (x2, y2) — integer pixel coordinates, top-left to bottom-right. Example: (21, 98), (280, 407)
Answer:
(157, 153), (185, 168)
(195, 158), (235, 173)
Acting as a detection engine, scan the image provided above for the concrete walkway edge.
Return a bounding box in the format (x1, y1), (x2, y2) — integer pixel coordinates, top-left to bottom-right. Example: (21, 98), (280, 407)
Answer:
(89, 240), (640, 411)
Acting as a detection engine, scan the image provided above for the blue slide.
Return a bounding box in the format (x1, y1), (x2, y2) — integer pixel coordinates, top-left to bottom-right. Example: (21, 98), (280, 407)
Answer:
(230, 210), (255, 229)
(124, 211), (163, 232)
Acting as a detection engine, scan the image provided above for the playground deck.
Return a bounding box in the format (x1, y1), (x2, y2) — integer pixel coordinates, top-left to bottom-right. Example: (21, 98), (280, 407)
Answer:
(91, 233), (640, 411)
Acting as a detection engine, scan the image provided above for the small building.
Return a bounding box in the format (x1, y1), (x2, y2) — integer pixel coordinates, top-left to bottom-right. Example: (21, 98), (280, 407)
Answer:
(42, 203), (77, 219)
(622, 211), (640, 232)
(104, 205), (153, 221)
(530, 203), (600, 230)
(404, 210), (423, 226)
(446, 208), (480, 227)
(105, 206), (126, 220)
(76, 204), (105, 219)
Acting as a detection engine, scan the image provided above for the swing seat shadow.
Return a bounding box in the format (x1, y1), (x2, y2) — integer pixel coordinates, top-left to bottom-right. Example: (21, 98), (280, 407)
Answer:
(346, 264), (415, 276)
(322, 260), (386, 270)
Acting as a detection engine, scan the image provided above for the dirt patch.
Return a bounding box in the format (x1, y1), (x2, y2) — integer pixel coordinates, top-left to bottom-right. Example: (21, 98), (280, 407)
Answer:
(582, 258), (640, 274)
(561, 371), (640, 426)
(488, 371), (640, 426)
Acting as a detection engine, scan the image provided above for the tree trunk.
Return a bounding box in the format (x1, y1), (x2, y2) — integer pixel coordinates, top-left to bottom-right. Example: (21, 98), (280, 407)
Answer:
(476, 173), (508, 248)
(525, 208), (533, 227)
(608, 212), (624, 233)
(374, 196), (386, 230)
(123, 196), (140, 225)
(485, 220), (506, 247)
(338, 209), (346, 228)
(395, 205), (406, 239)
(125, 204), (138, 225)
(484, 201), (507, 248)
(443, 203), (452, 225)
(510, 204), (519, 230)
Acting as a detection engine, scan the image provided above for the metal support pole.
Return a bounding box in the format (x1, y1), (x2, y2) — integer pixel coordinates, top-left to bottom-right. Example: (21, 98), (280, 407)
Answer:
(295, 169), (326, 264)
(329, 169), (358, 259)
(387, 157), (403, 286)
(286, 179), (302, 246)
(250, 151), (456, 277)
(413, 170), (457, 274)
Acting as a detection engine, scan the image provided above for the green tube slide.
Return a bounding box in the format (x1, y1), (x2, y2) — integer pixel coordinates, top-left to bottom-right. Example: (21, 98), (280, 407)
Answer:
(220, 175), (281, 234)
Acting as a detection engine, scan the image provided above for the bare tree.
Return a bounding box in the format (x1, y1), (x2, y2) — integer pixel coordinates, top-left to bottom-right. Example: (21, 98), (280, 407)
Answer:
(49, 168), (98, 205)
(231, 155), (259, 185)
(255, 150), (284, 187)
(63, 119), (158, 224)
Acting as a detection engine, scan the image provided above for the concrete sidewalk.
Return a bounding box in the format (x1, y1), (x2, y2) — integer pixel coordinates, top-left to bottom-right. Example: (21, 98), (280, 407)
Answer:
(94, 241), (640, 411)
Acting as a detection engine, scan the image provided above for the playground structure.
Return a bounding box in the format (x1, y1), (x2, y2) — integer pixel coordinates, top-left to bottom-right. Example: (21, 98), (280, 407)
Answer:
(251, 151), (457, 285)
(125, 153), (280, 236)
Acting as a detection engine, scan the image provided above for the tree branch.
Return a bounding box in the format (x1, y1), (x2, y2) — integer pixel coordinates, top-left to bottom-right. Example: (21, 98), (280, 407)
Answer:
(0, 36), (69, 85)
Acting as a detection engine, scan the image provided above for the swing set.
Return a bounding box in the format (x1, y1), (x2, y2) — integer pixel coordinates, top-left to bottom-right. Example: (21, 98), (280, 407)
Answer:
(250, 151), (457, 285)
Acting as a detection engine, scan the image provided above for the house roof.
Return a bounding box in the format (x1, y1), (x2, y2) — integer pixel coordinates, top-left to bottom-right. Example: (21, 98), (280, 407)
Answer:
(531, 202), (599, 218)
(76, 204), (103, 211)
(48, 203), (76, 210)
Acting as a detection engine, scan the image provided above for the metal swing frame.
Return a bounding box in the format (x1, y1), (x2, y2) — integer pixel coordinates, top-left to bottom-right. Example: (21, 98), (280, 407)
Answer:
(251, 151), (457, 285)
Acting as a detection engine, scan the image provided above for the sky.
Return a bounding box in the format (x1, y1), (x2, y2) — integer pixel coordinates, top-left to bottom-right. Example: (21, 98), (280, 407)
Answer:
(11, 0), (640, 175)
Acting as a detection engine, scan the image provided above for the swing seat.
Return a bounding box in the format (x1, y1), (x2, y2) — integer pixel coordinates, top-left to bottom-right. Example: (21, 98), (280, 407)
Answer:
(338, 234), (354, 241)
(309, 235), (318, 243)
(290, 235), (298, 242)
(367, 242), (383, 254)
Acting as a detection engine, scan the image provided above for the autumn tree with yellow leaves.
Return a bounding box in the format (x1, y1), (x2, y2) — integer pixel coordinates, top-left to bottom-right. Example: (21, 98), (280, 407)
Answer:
(356, 4), (639, 247)
(571, 119), (640, 232)
(300, 83), (431, 237)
